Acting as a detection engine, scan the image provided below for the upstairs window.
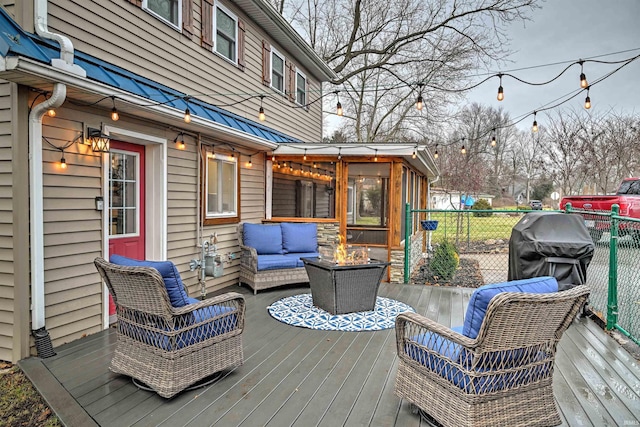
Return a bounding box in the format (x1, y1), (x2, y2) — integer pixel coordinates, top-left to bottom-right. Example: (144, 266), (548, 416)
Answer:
(143, 0), (181, 30)
(296, 69), (307, 106)
(215, 2), (237, 63)
(271, 48), (285, 93)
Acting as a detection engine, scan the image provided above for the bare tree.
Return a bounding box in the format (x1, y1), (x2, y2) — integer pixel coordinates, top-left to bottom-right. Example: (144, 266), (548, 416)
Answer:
(271, 0), (540, 141)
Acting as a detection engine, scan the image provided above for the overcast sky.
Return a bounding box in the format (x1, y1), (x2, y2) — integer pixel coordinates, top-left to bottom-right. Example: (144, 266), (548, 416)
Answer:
(465, 0), (640, 128)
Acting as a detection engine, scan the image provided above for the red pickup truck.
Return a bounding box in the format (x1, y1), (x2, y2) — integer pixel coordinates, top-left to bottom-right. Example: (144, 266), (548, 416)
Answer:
(559, 177), (640, 242)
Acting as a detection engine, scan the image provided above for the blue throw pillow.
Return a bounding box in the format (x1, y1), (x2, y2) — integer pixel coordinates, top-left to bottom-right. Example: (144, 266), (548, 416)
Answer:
(110, 254), (190, 308)
(243, 223), (284, 255)
(281, 222), (317, 253)
(462, 276), (558, 339)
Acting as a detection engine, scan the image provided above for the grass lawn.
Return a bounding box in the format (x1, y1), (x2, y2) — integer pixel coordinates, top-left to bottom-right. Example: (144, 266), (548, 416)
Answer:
(418, 211), (524, 243)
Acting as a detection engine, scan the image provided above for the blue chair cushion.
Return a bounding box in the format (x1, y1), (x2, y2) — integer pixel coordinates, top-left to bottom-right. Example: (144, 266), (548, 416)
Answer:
(110, 254), (190, 308)
(284, 252), (320, 267)
(124, 298), (237, 351)
(462, 276), (558, 339)
(280, 222), (317, 254)
(243, 223), (284, 255)
(406, 328), (549, 394)
(256, 254), (299, 271)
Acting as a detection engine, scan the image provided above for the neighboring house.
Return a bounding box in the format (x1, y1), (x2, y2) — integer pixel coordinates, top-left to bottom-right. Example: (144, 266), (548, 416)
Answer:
(0, 1), (438, 362)
(430, 188), (494, 210)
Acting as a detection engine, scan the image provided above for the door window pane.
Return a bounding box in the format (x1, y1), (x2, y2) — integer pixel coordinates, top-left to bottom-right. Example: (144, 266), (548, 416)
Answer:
(109, 151), (139, 236)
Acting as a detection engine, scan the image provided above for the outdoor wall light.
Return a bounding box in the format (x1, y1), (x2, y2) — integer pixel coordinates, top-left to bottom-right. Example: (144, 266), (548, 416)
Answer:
(87, 127), (110, 153)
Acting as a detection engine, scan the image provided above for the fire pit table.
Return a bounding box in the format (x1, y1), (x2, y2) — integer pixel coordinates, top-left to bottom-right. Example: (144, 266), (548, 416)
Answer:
(301, 257), (389, 315)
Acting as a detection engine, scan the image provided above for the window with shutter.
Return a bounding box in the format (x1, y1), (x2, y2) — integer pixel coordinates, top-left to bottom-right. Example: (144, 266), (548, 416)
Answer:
(201, 0), (214, 50)
(271, 48), (285, 93)
(237, 20), (245, 70)
(286, 60), (295, 102)
(295, 68), (307, 106)
(182, 0), (193, 38)
(214, 2), (238, 63)
(142, 0), (182, 30)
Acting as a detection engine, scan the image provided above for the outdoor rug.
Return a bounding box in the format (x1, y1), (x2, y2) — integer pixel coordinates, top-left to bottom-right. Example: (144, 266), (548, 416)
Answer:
(267, 293), (415, 331)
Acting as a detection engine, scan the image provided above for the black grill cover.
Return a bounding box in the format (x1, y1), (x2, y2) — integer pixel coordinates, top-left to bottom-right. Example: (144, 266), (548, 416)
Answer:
(508, 212), (594, 291)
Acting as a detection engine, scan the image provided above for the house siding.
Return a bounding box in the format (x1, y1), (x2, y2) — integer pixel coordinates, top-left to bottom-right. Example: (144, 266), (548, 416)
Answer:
(0, 81), (12, 361)
(47, 0), (323, 142)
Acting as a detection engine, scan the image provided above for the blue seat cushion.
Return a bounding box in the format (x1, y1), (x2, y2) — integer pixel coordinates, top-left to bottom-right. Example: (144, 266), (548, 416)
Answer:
(256, 255), (298, 271)
(280, 222), (317, 253)
(110, 254), (190, 308)
(243, 223), (284, 255)
(284, 252), (320, 267)
(462, 276), (558, 339)
(123, 298), (238, 351)
(406, 328), (549, 394)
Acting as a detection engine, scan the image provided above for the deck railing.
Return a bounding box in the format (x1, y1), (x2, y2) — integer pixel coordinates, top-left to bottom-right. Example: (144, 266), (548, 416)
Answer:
(405, 203), (640, 345)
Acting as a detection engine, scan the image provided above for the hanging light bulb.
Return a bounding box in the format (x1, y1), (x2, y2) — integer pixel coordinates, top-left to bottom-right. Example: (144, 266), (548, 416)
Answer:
(271, 154), (276, 162)
(416, 94), (424, 111)
(303, 149), (307, 161)
(336, 101), (343, 116)
(175, 132), (186, 150)
(461, 145), (466, 154)
(247, 156), (252, 168)
(434, 149), (438, 159)
(337, 148), (342, 160)
(183, 107), (191, 123)
(496, 74), (504, 101)
(374, 149), (378, 162)
(258, 95), (266, 121)
(412, 146), (417, 159)
(532, 112), (538, 133)
(47, 108), (56, 117)
(110, 96), (119, 121)
(579, 61), (588, 88)
(491, 132), (497, 147)
(584, 88), (591, 109)
(59, 153), (67, 170)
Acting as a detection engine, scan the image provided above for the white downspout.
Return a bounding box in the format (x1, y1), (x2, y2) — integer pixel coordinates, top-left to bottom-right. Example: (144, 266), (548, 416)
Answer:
(30, 0), (85, 337)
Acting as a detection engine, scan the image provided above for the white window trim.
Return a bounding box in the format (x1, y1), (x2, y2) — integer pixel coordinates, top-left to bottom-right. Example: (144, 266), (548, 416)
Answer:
(295, 67), (307, 107)
(205, 153), (238, 218)
(270, 47), (285, 94)
(213, 1), (238, 65)
(142, 0), (182, 31)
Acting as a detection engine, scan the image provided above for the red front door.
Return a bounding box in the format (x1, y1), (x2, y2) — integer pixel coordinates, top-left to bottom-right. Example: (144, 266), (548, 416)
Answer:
(108, 141), (146, 259)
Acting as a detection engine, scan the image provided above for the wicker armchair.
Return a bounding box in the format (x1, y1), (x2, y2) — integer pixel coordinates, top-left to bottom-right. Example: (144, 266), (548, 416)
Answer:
(394, 285), (590, 427)
(94, 257), (245, 398)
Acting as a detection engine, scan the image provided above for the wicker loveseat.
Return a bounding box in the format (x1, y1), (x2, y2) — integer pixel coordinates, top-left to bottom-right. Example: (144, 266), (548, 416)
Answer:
(94, 256), (245, 398)
(238, 222), (319, 294)
(394, 276), (590, 427)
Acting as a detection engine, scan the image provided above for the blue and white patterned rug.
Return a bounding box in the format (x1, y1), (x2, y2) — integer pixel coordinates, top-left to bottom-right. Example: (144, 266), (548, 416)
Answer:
(267, 293), (415, 331)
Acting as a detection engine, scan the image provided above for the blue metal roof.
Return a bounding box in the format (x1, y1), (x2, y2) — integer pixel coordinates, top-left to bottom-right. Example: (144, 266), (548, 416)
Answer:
(0, 8), (298, 143)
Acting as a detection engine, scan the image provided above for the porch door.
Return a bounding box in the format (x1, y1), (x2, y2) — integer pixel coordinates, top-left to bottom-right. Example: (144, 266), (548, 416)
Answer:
(108, 141), (146, 259)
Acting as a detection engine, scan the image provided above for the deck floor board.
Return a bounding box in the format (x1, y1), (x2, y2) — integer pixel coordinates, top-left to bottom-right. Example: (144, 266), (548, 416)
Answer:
(19, 283), (640, 427)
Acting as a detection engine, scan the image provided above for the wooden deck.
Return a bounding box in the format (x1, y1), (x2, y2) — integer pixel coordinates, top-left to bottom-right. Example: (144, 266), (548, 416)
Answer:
(20, 283), (640, 427)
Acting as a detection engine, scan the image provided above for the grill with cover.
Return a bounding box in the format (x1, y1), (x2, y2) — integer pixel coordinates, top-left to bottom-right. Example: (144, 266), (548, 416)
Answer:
(508, 211), (594, 291)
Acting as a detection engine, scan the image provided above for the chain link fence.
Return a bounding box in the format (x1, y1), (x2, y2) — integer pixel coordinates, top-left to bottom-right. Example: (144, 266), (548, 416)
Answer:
(407, 206), (640, 345)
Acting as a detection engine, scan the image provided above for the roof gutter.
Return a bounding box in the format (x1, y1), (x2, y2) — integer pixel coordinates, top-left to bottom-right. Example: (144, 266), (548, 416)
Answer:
(29, 0), (85, 357)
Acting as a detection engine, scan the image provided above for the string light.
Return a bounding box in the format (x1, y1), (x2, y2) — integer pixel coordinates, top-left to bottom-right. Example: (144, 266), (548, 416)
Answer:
(461, 138), (466, 154)
(271, 154), (276, 161)
(110, 96), (119, 121)
(258, 95), (266, 121)
(338, 148), (342, 160)
(584, 87), (591, 109)
(335, 92), (343, 116)
(175, 132), (185, 150)
(59, 153), (67, 170)
(434, 144), (439, 159)
(412, 146), (417, 159)
(47, 108), (56, 117)
(416, 84), (424, 110)
(497, 74), (504, 101)
(374, 149), (378, 161)
(490, 131), (497, 147)
(183, 106), (191, 123)
(303, 148), (307, 160)
(247, 155), (252, 168)
(532, 111), (538, 132)
(579, 61), (588, 88)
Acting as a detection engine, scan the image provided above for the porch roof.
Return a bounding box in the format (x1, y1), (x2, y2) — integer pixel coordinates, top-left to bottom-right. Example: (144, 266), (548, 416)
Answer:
(274, 143), (440, 178)
(0, 7), (298, 147)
